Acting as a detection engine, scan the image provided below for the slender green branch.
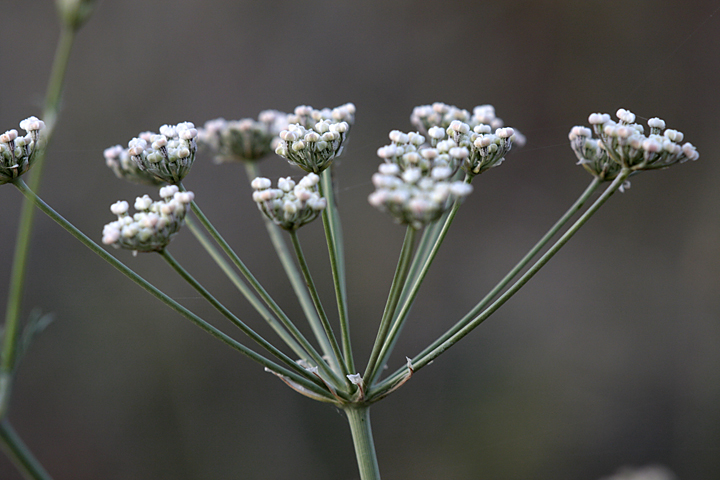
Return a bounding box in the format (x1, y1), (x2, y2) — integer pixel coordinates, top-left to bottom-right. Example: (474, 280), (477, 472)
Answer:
(0, 420), (53, 480)
(363, 226), (418, 385)
(177, 184), (347, 391)
(366, 201), (461, 386)
(379, 177), (601, 391)
(288, 231), (347, 381)
(10, 179), (333, 399)
(185, 218), (308, 360)
(371, 172), (628, 398)
(1, 25), (77, 417)
(345, 406), (381, 480)
(159, 249), (325, 384)
(41, 26), (76, 135)
(319, 169), (354, 373)
(243, 162), (336, 368)
(401, 206), (448, 297)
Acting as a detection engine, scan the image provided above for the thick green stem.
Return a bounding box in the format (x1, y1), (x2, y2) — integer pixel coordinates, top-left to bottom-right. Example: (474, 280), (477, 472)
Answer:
(363, 226), (418, 385)
(371, 173), (623, 399)
(319, 169), (354, 373)
(344, 407), (381, 480)
(0, 420), (53, 480)
(244, 162), (336, 368)
(10, 179), (332, 399)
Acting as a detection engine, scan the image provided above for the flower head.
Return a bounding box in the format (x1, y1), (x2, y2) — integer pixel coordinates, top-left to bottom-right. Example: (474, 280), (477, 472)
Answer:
(575, 108), (699, 174)
(0, 116), (45, 185)
(286, 103), (356, 129)
(568, 126), (622, 181)
(197, 110), (288, 163)
(251, 173), (327, 230)
(126, 122), (198, 184)
(274, 103), (355, 173)
(102, 186), (194, 253)
(369, 148), (473, 229)
(104, 144), (165, 186)
(408, 103), (523, 179)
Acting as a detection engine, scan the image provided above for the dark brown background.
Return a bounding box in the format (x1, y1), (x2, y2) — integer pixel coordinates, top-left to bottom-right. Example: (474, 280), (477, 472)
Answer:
(1, 1), (719, 479)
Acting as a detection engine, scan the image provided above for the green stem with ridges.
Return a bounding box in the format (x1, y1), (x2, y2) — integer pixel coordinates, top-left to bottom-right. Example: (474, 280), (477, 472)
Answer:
(370, 173), (624, 399)
(319, 169), (354, 373)
(244, 162), (336, 369)
(345, 406), (381, 480)
(185, 217), (308, 361)
(177, 183), (346, 391)
(11, 179), (333, 400)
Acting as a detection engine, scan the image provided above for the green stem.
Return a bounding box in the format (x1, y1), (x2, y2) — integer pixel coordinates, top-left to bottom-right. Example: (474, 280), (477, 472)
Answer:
(185, 218), (308, 361)
(363, 226), (418, 385)
(159, 250), (323, 384)
(381, 176), (601, 389)
(344, 406), (381, 480)
(0, 25), (77, 418)
(0, 420), (53, 480)
(243, 162), (336, 368)
(177, 185), (346, 391)
(371, 172), (627, 398)
(319, 169), (354, 373)
(288, 231), (347, 381)
(399, 216), (440, 302)
(10, 179), (332, 399)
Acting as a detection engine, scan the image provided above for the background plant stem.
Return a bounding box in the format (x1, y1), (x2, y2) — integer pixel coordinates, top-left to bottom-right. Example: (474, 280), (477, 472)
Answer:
(0, 25), (76, 412)
(0, 420), (53, 480)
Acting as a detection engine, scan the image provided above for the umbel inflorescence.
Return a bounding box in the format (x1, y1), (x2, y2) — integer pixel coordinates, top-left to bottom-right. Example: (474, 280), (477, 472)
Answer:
(570, 108), (698, 181)
(0, 99), (699, 480)
(251, 173), (327, 230)
(0, 117), (45, 185)
(102, 185), (194, 253)
(197, 110), (288, 163)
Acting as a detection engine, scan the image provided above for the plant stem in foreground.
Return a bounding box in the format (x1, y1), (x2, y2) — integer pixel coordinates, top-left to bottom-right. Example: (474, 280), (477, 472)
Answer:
(11, 179), (333, 399)
(244, 162), (336, 367)
(345, 407), (381, 480)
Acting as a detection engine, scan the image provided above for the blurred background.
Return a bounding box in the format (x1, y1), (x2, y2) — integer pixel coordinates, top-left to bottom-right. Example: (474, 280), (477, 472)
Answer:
(1, 0), (719, 479)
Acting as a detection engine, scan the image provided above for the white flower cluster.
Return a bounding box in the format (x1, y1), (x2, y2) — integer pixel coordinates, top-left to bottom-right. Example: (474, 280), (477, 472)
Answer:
(369, 134), (474, 229)
(102, 185), (194, 253)
(197, 110), (288, 163)
(286, 103), (356, 129)
(568, 126), (621, 181)
(126, 122), (198, 184)
(572, 108), (699, 174)
(410, 102), (526, 146)
(275, 119), (350, 174)
(376, 130), (467, 176)
(0, 116), (45, 185)
(104, 144), (164, 186)
(430, 119), (518, 178)
(251, 173), (327, 230)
